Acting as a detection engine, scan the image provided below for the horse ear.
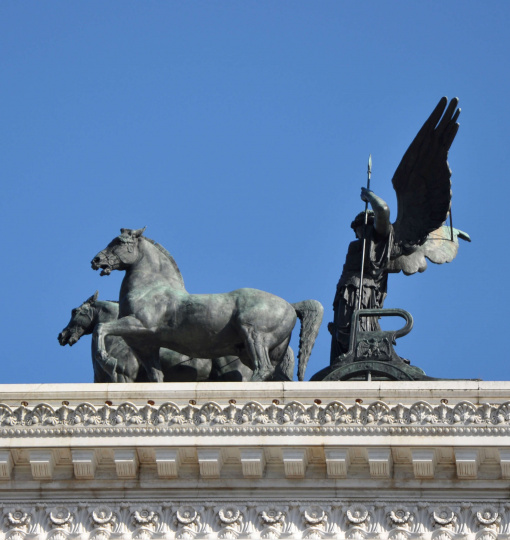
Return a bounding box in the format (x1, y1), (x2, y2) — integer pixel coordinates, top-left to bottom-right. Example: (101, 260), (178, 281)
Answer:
(86, 291), (99, 304)
(133, 226), (146, 238)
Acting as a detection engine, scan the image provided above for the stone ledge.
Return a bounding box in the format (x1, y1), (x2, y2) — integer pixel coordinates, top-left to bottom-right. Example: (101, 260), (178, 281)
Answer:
(0, 380), (508, 407)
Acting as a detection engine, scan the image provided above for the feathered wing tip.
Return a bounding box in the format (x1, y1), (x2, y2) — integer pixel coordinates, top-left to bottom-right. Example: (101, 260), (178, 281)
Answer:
(389, 224), (470, 276)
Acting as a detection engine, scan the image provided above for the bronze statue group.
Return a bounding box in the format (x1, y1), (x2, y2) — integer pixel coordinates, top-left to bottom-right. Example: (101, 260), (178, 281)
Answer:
(60, 98), (469, 383)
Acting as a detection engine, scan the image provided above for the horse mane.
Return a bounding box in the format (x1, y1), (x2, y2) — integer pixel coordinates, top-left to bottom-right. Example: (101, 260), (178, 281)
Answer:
(141, 236), (185, 287)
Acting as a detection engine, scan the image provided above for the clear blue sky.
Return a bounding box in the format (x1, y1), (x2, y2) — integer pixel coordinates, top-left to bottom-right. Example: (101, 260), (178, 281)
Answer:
(0, 2), (507, 383)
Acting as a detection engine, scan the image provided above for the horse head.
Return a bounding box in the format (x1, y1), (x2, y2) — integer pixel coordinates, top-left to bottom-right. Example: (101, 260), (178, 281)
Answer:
(58, 291), (99, 346)
(91, 227), (146, 276)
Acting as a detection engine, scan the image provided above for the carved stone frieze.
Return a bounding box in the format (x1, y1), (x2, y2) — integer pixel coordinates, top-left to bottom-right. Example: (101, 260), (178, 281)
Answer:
(2, 398), (510, 438)
(1, 499), (508, 539)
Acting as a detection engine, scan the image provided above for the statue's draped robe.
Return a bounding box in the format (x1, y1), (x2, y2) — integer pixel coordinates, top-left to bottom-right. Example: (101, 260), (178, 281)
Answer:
(331, 224), (395, 363)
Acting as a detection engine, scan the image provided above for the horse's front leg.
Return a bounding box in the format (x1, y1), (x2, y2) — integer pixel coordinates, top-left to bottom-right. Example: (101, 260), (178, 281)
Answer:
(92, 330), (118, 382)
(92, 316), (163, 382)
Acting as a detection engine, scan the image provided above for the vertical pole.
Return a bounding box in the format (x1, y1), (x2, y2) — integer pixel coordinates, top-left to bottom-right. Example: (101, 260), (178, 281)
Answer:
(357, 155), (372, 313)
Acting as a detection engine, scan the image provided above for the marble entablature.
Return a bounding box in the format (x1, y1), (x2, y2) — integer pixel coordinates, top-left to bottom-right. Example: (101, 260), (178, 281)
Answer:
(0, 381), (509, 539)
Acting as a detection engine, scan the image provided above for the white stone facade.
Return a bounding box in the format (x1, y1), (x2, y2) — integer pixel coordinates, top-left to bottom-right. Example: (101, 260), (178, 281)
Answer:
(0, 381), (509, 539)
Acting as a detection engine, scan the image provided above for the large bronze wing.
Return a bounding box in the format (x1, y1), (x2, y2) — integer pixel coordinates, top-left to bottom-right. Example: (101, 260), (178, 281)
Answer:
(389, 97), (467, 275)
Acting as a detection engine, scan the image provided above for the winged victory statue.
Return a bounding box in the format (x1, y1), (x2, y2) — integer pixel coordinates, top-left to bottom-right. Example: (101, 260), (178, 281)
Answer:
(314, 97), (470, 381)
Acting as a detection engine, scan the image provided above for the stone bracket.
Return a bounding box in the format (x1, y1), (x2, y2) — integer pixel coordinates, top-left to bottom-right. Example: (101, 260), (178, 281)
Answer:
(454, 448), (479, 479)
(197, 449), (223, 478)
(240, 448), (266, 478)
(282, 448), (308, 478)
(29, 450), (55, 480)
(113, 449), (139, 479)
(325, 448), (350, 478)
(0, 450), (13, 480)
(71, 449), (97, 480)
(155, 448), (181, 478)
(367, 448), (393, 478)
(412, 448), (437, 479)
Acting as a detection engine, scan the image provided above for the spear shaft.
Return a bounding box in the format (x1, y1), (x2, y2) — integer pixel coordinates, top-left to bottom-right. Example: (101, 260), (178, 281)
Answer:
(357, 155), (372, 313)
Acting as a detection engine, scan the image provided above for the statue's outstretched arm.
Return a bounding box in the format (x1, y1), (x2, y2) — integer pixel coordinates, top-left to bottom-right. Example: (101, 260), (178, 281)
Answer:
(361, 187), (391, 238)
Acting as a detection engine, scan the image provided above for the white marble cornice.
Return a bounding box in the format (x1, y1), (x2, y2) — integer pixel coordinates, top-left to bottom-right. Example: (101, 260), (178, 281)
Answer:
(0, 381), (510, 443)
(0, 382), (509, 539)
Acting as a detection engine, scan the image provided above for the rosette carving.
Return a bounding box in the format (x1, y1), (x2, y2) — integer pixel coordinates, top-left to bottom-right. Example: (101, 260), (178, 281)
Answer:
(132, 508), (159, 529)
(388, 507), (412, 528)
(303, 505), (327, 527)
(476, 506), (501, 529)
(217, 505), (243, 539)
(432, 506), (456, 529)
(91, 505), (116, 530)
(5, 509), (31, 530)
(259, 507), (286, 526)
(175, 505), (201, 538)
(346, 504), (369, 526)
(218, 505), (242, 525)
(49, 507), (73, 529)
(176, 506), (199, 525)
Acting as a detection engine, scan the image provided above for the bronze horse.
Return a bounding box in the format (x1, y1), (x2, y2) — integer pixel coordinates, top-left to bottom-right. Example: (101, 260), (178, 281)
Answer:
(58, 291), (253, 382)
(91, 228), (323, 382)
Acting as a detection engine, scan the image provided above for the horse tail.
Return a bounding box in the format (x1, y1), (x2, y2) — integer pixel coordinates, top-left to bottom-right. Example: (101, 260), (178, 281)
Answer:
(292, 299), (324, 381)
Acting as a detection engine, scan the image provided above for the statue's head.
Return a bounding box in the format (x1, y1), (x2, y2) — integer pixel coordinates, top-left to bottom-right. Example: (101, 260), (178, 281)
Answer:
(58, 291), (99, 346)
(351, 210), (374, 238)
(91, 227), (146, 276)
